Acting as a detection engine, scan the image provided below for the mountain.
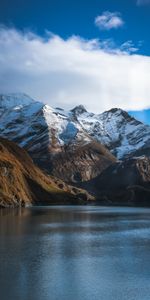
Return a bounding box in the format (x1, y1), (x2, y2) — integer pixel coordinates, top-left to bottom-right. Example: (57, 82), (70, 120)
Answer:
(75, 107), (150, 159)
(0, 137), (94, 207)
(0, 93), (115, 182)
(84, 156), (150, 206)
(129, 108), (150, 125)
(1, 93), (150, 181)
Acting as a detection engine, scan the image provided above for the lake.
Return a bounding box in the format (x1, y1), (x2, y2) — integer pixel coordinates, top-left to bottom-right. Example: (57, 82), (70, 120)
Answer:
(0, 206), (150, 300)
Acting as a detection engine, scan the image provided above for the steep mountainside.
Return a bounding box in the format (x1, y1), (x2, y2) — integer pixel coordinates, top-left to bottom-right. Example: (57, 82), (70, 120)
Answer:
(51, 141), (116, 183)
(83, 156), (150, 206)
(0, 138), (94, 207)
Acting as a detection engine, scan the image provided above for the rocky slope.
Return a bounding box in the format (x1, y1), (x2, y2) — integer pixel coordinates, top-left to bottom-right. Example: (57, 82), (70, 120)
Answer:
(51, 141), (116, 183)
(0, 137), (94, 207)
(84, 156), (150, 206)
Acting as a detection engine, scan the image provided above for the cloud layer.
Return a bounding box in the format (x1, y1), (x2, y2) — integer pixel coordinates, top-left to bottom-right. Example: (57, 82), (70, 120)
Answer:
(95, 11), (124, 30)
(0, 27), (150, 112)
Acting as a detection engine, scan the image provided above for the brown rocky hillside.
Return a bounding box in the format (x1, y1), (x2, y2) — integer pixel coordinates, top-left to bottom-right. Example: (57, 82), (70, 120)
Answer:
(0, 138), (94, 207)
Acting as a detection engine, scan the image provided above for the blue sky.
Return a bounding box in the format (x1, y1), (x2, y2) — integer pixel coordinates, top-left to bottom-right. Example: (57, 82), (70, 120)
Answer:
(0, 0), (150, 55)
(129, 109), (150, 124)
(0, 0), (150, 119)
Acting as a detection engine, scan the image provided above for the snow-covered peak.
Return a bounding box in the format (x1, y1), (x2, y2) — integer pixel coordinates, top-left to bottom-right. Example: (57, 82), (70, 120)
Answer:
(74, 106), (150, 159)
(0, 93), (37, 109)
(71, 105), (87, 116)
(101, 107), (141, 124)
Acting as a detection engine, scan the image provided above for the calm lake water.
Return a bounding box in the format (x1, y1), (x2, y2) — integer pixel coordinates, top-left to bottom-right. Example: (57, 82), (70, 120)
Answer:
(0, 206), (150, 300)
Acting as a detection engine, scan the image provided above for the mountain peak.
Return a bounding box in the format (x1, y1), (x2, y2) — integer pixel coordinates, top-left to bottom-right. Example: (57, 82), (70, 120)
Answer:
(104, 107), (126, 116)
(0, 93), (36, 109)
(71, 105), (87, 115)
(104, 107), (141, 124)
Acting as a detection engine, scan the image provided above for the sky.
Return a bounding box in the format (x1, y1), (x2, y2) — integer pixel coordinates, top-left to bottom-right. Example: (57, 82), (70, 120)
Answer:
(0, 0), (150, 114)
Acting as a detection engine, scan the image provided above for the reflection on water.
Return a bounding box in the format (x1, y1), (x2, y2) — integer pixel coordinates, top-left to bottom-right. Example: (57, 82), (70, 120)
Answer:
(0, 206), (150, 300)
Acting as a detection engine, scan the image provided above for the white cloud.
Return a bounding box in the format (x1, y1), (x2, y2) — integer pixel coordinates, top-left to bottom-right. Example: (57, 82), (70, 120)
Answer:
(137, 0), (150, 5)
(120, 40), (140, 53)
(0, 27), (150, 113)
(95, 11), (124, 30)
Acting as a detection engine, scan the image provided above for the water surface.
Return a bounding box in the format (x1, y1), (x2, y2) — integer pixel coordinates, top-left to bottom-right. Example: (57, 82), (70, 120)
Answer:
(0, 206), (150, 300)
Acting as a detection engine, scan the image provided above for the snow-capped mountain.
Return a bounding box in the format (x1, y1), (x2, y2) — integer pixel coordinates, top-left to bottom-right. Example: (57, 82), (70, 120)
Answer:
(0, 94), (92, 156)
(75, 107), (150, 159)
(0, 94), (115, 181)
(1, 93), (150, 167)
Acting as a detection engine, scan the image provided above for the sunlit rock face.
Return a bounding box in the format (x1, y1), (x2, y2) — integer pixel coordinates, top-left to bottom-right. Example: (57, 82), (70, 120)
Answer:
(0, 137), (95, 207)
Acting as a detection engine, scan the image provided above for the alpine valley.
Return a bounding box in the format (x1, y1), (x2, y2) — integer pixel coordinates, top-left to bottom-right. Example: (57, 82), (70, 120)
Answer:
(1, 93), (150, 207)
